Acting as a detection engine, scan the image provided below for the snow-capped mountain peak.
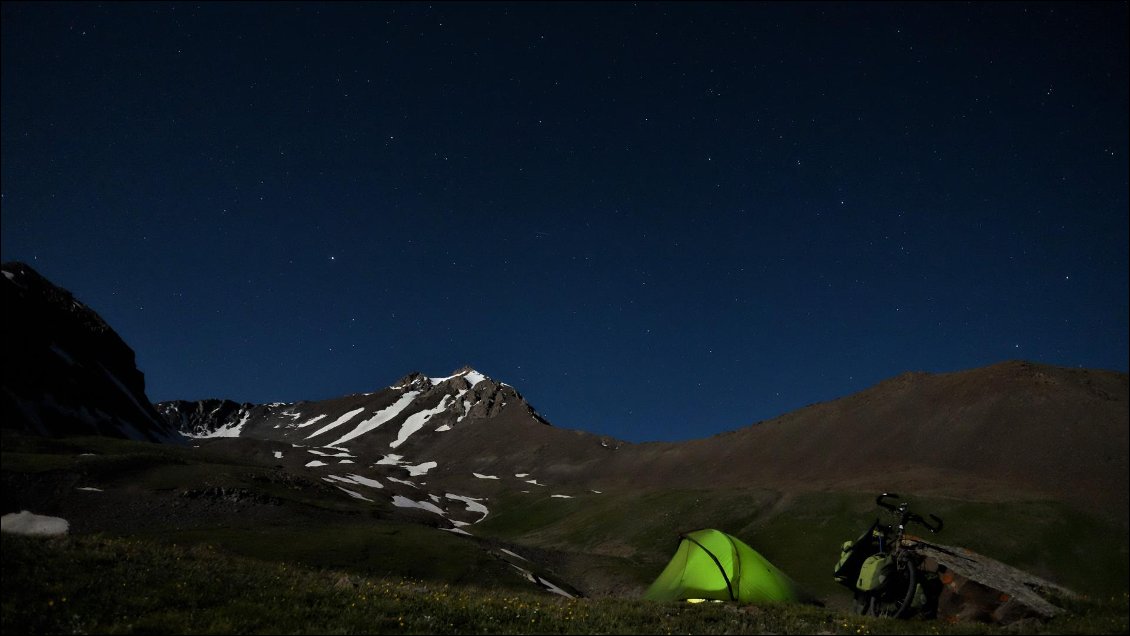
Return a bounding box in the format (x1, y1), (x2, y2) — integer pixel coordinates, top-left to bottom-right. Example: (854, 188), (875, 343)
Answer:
(159, 366), (545, 448)
(392, 366), (491, 392)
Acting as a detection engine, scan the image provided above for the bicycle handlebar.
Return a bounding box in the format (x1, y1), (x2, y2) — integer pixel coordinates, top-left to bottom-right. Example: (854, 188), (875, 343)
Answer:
(911, 513), (944, 533)
(875, 493), (943, 533)
(876, 492), (901, 511)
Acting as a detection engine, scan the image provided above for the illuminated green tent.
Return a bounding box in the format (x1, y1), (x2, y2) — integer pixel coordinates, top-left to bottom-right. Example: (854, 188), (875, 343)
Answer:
(645, 529), (807, 603)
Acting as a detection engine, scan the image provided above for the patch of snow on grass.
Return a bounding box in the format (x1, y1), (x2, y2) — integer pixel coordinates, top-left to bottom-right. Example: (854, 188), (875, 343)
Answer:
(473, 473), (499, 480)
(551, 494), (573, 499)
(446, 494), (489, 522)
(515, 473), (530, 478)
(1, 511), (69, 536)
(390, 395), (452, 448)
(305, 460), (328, 467)
(500, 548), (529, 561)
(306, 407), (365, 439)
(524, 479), (546, 486)
(441, 527), (472, 536)
(345, 474), (384, 489)
(376, 454), (404, 465)
(330, 391), (420, 446)
(391, 495), (445, 516)
(338, 459), (354, 463)
(507, 564), (574, 599)
(76, 487), (103, 492)
(336, 486), (373, 502)
(591, 490), (603, 494)
(435, 424), (452, 432)
(537, 577), (575, 598)
(273, 451), (284, 459)
(386, 476), (418, 488)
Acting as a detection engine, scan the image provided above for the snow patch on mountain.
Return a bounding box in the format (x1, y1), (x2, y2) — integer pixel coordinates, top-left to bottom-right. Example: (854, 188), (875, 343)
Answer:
(307, 449), (353, 458)
(296, 414), (328, 428)
(391, 395), (453, 449)
(49, 344), (77, 365)
(330, 391), (420, 446)
(306, 407), (365, 439)
(188, 410), (250, 439)
(405, 461), (438, 476)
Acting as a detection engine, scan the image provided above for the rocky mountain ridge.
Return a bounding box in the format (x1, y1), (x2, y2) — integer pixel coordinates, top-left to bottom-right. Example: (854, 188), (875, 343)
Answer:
(156, 366), (553, 446)
(4, 261), (1127, 523)
(1, 261), (182, 443)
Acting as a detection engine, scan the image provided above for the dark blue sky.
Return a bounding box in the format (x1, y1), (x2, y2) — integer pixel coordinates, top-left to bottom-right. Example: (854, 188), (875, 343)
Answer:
(3, 2), (1127, 442)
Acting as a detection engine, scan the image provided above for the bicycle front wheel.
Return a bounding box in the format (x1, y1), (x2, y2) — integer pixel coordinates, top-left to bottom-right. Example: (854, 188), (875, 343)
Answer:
(851, 591), (871, 615)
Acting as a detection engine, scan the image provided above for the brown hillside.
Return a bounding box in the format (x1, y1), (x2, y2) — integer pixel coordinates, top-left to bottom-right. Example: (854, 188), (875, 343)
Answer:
(595, 361), (1127, 517)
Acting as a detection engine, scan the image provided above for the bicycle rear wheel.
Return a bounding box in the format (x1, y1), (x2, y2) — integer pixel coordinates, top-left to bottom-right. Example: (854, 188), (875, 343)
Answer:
(869, 556), (917, 618)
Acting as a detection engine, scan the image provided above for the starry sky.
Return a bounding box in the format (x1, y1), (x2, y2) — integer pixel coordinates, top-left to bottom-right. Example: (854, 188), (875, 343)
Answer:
(2, 2), (1127, 443)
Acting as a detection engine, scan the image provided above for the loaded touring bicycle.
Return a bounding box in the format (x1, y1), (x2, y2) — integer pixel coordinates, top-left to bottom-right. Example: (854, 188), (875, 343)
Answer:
(834, 493), (943, 618)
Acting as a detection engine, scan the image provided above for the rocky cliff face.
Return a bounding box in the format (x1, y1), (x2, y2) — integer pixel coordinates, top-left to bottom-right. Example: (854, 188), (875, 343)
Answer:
(1, 262), (183, 443)
(156, 399), (262, 438)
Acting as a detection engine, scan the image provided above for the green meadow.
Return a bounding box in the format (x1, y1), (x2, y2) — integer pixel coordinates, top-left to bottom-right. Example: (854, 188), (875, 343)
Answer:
(2, 432), (1127, 633)
(3, 534), (1126, 635)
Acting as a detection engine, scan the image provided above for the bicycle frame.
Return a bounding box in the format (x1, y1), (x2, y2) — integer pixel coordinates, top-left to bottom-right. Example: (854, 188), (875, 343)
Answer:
(836, 493), (944, 618)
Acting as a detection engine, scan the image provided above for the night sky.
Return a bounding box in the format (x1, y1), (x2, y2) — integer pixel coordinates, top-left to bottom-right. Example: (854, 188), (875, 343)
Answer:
(2, 2), (1127, 443)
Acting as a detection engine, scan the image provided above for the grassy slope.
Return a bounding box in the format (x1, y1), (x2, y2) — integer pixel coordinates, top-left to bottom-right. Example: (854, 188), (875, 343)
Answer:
(0, 433), (533, 592)
(3, 433), (1127, 633)
(474, 488), (1129, 603)
(4, 534), (1127, 635)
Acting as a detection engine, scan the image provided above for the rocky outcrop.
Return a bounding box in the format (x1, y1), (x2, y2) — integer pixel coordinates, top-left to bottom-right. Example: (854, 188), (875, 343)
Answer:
(1, 262), (183, 443)
(909, 537), (1078, 625)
